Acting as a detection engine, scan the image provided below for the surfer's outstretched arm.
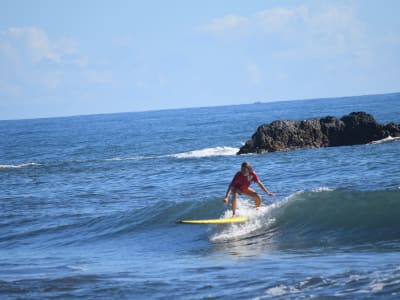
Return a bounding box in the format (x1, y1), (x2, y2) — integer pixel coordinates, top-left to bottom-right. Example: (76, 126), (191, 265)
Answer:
(257, 181), (276, 197)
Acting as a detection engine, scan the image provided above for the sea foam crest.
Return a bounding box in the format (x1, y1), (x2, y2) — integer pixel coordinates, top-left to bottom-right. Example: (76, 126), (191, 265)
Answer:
(210, 198), (276, 242)
(172, 146), (238, 159)
(209, 191), (306, 242)
(105, 146), (239, 161)
(370, 135), (400, 144)
(0, 162), (41, 169)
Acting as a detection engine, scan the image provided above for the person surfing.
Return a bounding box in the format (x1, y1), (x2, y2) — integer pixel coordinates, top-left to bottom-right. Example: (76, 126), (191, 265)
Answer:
(224, 162), (275, 216)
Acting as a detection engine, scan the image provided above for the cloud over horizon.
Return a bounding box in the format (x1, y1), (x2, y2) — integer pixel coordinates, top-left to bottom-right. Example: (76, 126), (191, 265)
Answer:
(0, 27), (80, 65)
(0, 26), (113, 98)
(202, 5), (366, 57)
(200, 4), (383, 95)
(0, 1), (399, 120)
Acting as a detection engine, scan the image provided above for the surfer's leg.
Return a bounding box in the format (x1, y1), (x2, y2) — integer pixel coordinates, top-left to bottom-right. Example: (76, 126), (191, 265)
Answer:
(231, 189), (238, 216)
(243, 189), (261, 208)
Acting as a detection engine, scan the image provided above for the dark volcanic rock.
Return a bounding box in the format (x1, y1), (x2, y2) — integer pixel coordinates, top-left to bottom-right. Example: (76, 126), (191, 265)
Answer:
(237, 112), (400, 155)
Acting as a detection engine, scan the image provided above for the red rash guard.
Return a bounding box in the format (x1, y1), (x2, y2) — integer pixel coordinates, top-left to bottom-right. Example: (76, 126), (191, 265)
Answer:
(230, 170), (259, 193)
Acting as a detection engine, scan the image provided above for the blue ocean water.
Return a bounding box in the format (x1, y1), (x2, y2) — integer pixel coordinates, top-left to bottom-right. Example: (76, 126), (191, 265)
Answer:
(1, 93), (400, 299)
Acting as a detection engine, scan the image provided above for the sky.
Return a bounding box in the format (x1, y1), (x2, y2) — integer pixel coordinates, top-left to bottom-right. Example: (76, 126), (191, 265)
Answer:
(0, 0), (399, 120)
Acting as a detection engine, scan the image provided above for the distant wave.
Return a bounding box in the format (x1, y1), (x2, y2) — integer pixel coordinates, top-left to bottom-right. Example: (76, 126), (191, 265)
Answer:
(106, 146), (239, 161)
(370, 135), (400, 144)
(105, 156), (149, 161)
(0, 162), (41, 169)
(171, 146), (239, 158)
(1, 147), (239, 170)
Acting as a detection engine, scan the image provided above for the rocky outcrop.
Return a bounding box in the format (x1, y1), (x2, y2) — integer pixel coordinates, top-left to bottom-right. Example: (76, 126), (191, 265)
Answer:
(237, 112), (400, 154)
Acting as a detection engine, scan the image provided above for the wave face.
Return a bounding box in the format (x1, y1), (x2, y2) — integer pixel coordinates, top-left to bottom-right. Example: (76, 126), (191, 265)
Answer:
(2, 186), (399, 251)
(13, 188), (399, 250)
(210, 189), (400, 249)
(1, 189), (400, 300)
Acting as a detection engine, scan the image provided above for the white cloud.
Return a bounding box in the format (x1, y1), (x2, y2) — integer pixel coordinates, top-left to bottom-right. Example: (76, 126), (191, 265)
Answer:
(0, 26), (112, 99)
(0, 27), (78, 64)
(202, 4), (367, 57)
(305, 6), (364, 51)
(256, 6), (307, 33)
(201, 15), (249, 35)
(202, 4), (372, 83)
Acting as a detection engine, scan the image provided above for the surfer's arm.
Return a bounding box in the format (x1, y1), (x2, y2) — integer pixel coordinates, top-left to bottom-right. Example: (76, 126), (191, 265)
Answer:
(224, 174), (238, 203)
(224, 173), (239, 203)
(224, 184), (233, 203)
(257, 181), (275, 197)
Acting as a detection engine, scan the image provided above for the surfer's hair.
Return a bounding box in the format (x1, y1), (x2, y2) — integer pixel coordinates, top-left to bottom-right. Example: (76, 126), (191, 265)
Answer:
(241, 161), (253, 172)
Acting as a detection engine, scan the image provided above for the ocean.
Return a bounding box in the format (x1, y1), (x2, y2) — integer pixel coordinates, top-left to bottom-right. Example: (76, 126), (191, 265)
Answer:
(1, 93), (400, 299)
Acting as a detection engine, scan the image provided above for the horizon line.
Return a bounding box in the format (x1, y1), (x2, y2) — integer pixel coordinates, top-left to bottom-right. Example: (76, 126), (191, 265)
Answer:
(1, 91), (399, 122)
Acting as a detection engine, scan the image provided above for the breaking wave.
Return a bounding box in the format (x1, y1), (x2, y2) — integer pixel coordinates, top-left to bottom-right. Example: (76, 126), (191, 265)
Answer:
(370, 135), (400, 144)
(1, 146), (239, 170)
(171, 146), (238, 158)
(210, 188), (400, 249)
(107, 146), (239, 161)
(4, 188), (400, 251)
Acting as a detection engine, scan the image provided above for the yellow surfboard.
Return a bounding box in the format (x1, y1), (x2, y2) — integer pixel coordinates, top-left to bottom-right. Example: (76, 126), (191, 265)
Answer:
(177, 216), (248, 224)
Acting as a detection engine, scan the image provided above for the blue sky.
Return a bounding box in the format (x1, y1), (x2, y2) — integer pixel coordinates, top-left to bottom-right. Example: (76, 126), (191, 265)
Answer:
(0, 0), (399, 120)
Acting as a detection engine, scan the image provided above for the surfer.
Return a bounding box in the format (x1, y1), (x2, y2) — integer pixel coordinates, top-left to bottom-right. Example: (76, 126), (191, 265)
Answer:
(224, 162), (275, 216)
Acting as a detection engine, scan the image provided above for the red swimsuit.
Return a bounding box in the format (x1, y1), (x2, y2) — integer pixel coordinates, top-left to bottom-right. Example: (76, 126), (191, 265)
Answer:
(230, 170), (259, 193)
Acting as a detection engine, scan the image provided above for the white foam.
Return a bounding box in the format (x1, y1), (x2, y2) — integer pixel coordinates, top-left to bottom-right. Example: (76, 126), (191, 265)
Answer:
(67, 264), (89, 272)
(312, 186), (334, 192)
(265, 285), (300, 297)
(370, 135), (400, 144)
(172, 146), (238, 159)
(209, 190), (324, 243)
(105, 146), (238, 161)
(0, 162), (41, 169)
(210, 199), (276, 242)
